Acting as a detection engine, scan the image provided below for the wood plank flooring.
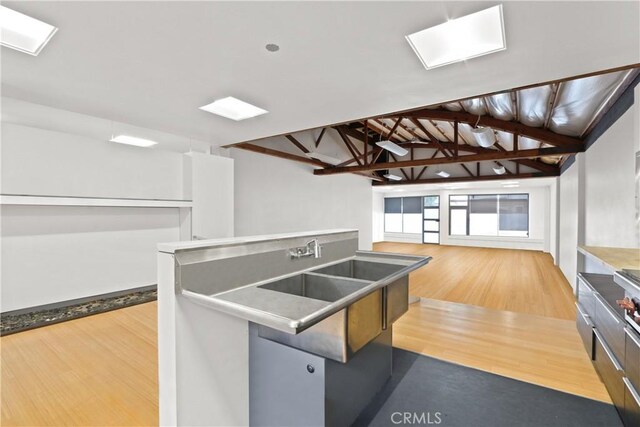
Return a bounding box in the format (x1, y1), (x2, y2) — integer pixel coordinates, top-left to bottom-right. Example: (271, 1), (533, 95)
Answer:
(1, 244), (611, 426)
(1, 302), (158, 426)
(374, 242), (577, 320)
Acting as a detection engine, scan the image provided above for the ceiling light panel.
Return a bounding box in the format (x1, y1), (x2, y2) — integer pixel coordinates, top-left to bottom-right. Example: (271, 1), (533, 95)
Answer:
(199, 97), (268, 121)
(437, 171), (450, 178)
(110, 135), (158, 148)
(0, 6), (58, 56)
(384, 173), (403, 181)
(376, 141), (409, 156)
(406, 5), (506, 70)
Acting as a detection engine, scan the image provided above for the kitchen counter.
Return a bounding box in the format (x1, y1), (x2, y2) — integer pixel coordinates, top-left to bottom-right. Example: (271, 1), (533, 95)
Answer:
(578, 273), (625, 319)
(578, 245), (640, 271)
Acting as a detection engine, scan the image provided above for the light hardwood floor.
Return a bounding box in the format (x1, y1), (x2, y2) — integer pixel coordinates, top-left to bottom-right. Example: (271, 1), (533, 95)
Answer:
(1, 244), (610, 426)
(374, 242), (577, 320)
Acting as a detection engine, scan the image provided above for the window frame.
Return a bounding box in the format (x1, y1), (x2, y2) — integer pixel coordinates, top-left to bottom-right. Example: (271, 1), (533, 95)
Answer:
(448, 193), (529, 238)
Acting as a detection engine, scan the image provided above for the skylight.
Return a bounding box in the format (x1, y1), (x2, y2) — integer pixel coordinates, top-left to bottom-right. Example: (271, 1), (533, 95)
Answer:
(199, 97), (268, 121)
(0, 6), (58, 56)
(406, 5), (506, 70)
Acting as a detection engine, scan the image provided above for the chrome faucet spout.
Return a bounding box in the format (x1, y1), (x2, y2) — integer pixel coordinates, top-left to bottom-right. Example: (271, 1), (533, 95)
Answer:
(289, 238), (322, 259)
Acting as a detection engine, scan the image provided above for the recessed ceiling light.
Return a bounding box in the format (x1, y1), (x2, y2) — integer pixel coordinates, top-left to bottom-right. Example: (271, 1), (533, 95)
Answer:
(493, 165), (506, 175)
(110, 135), (158, 148)
(376, 140), (409, 156)
(503, 184), (519, 188)
(384, 173), (403, 181)
(406, 5), (506, 70)
(265, 43), (280, 52)
(0, 6), (58, 56)
(199, 97), (268, 121)
(502, 180), (519, 185)
(437, 171), (451, 178)
(305, 152), (341, 165)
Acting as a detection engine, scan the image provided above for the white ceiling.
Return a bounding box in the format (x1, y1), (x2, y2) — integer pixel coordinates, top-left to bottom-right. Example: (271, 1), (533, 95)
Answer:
(2, 1), (638, 147)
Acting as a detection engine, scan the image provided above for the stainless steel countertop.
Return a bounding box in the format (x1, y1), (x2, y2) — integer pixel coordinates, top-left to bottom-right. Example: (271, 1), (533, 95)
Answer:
(181, 250), (431, 334)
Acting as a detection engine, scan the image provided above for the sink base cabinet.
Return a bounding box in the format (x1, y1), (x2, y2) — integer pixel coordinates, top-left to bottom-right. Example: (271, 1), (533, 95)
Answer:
(249, 324), (392, 427)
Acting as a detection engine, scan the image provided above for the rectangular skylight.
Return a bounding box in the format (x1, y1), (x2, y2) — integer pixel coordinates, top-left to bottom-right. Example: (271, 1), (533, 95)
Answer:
(376, 140), (409, 157)
(406, 5), (506, 70)
(110, 135), (158, 148)
(0, 6), (58, 56)
(199, 97), (268, 121)
(384, 173), (403, 181)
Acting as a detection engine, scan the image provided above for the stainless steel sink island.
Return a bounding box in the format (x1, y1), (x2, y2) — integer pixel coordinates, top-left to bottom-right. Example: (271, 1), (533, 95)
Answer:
(157, 230), (431, 426)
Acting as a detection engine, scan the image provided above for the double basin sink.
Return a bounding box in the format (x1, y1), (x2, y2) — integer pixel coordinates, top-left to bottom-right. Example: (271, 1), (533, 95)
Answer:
(256, 258), (418, 362)
(182, 252), (431, 362)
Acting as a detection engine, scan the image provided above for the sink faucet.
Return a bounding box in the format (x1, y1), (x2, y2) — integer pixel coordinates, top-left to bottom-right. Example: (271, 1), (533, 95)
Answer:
(289, 238), (322, 259)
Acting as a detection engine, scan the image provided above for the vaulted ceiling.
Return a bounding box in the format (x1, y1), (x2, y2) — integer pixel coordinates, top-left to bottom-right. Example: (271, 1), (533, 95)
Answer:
(233, 65), (640, 185)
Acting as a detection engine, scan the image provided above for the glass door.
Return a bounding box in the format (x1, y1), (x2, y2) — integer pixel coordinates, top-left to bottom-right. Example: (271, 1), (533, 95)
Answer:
(423, 196), (440, 244)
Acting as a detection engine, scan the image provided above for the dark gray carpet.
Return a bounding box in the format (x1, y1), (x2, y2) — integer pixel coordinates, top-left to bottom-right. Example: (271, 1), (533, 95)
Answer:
(353, 348), (622, 427)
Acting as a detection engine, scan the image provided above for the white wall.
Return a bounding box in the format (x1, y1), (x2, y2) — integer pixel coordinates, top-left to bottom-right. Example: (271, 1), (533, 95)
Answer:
(585, 107), (639, 248)
(1, 101), (233, 312)
(377, 184), (553, 252)
(188, 153), (235, 239)
(372, 192), (384, 243)
(557, 97), (639, 288)
(558, 156), (582, 289)
(231, 148), (373, 250)
(2, 123), (187, 200)
(1, 206), (180, 311)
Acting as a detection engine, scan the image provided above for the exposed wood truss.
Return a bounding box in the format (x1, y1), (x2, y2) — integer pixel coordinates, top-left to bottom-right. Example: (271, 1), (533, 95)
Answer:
(230, 64), (639, 185)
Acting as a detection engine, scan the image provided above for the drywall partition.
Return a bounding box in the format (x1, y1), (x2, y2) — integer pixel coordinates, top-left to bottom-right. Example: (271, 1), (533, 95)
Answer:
(556, 97), (638, 287)
(372, 192), (384, 243)
(1, 206), (180, 312)
(231, 148), (373, 250)
(1, 110), (233, 311)
(189, 152), (235, 239)
(584, 108), (638, 248)
(558, 156), (582, 289)
(1, 123), (186, 200)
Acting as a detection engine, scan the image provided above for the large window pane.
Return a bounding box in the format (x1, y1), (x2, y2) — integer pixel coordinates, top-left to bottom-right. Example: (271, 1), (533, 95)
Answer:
(499, 194), (529, 236)
(385, 198), (402, 213)
(403, 197), (422, 213)
(403, 214), (422, 234)
(450, 209), (467, 235)
(469, 195), (497, 213)
(384, 214), (402, 232)
(469, 214), (498, 235)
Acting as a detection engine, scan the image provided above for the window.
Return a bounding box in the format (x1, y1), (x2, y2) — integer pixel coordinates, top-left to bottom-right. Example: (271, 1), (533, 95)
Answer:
(402, 197), (422, 234)
(384, 197), (423, 234)
(384, 198), (402, 233)
(449, 194), (529, 237)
